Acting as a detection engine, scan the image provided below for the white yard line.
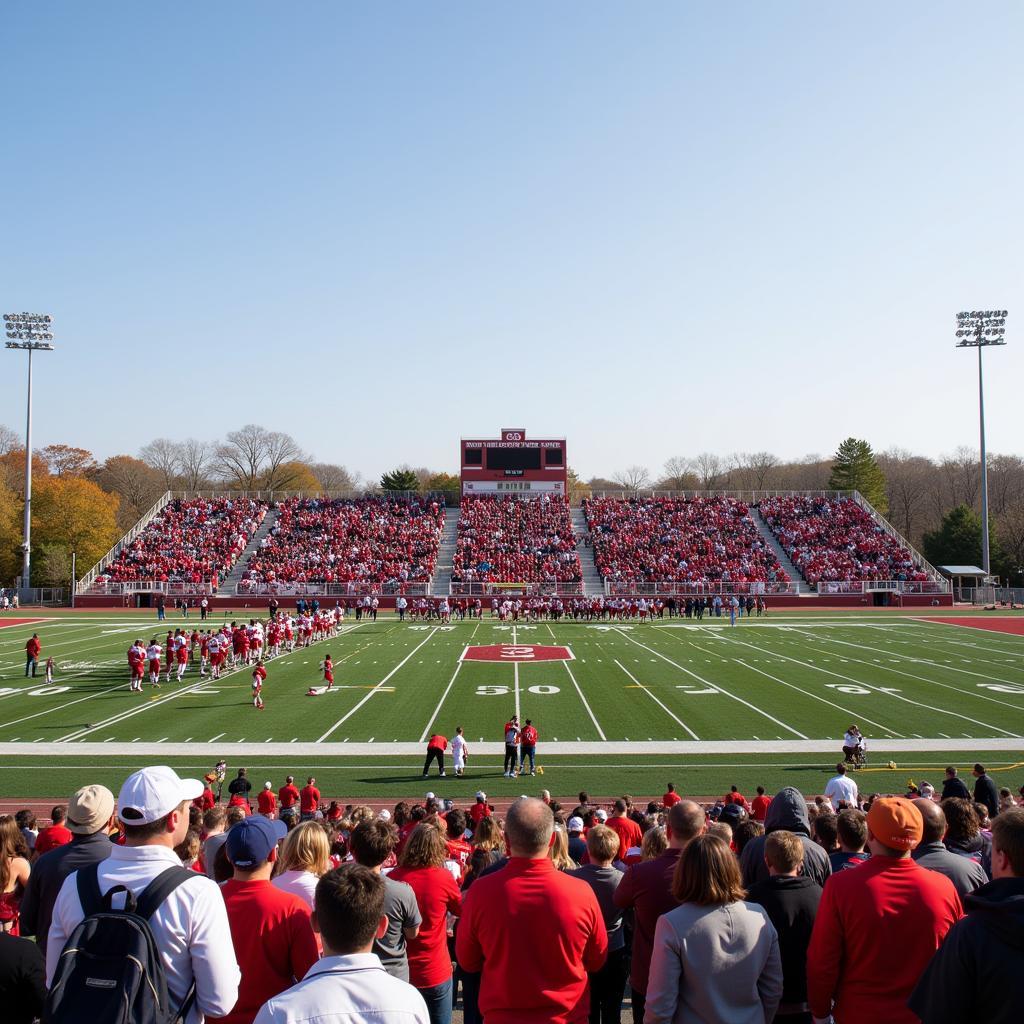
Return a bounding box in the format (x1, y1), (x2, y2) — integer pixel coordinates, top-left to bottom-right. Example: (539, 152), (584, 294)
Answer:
(419, 662), (464, 743)
(614, 659), (700, 739)
(562, 661), (606, 740)
(615, 629), (808, 739)
(513, 661), (521, 721)
(317, 628), (439, 742)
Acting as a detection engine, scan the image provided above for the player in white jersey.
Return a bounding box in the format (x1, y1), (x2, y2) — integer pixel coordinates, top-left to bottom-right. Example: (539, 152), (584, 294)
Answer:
(145, 641), (163, 688)
(175, 633), (189, 681)
(451, 727), (468, 777)
(207, 633), (223, 679)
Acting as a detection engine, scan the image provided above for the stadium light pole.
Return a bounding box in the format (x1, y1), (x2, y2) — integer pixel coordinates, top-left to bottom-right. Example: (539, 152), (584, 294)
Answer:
(955, 309), (1008, 577)
(4, 312), (55, 595)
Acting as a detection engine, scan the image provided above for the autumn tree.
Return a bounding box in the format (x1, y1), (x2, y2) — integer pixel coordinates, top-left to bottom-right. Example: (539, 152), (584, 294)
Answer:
(566, 468), (591, 504)
(94, 455), (165, 528)
(0, 449), (50, 496)
(422, 472), (461, 494)
(0, 480), (20, 583)
(270, 461), (322, 493)
(31, 476), (120, 573)
(828, 438), (888, 515)
(380, 467), (420, 492)
(38, 444), (97, 478)
(36, 542), (74, 587)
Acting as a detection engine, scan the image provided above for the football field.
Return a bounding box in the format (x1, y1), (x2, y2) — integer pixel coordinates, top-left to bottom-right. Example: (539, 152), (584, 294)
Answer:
(0, 610), (1022, 799)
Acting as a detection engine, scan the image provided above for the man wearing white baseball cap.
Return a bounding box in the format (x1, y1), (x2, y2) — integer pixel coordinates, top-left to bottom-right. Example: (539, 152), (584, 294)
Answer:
(46, 766), (240, 1022)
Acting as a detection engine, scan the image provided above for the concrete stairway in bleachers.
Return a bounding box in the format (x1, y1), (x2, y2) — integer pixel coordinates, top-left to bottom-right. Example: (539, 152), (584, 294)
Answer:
(571, 507), (605, 596)
(749, 506), (814, 594)
(222, 506), (279, 591)
(430, 507), (460, 596)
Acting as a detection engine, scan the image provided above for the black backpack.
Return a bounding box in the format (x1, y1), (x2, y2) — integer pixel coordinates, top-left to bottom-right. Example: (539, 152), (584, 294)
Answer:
(45, 862), (198, 1024)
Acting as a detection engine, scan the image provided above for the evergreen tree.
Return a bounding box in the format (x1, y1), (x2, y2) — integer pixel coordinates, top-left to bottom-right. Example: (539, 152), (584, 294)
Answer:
(379, 467), (420, 492)
(828, 438), (888, 514)
(922, 504), (1010, 578)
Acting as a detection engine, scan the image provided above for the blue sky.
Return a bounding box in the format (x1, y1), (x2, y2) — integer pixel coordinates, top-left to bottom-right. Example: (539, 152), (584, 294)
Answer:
(1, 2), (1021, 483)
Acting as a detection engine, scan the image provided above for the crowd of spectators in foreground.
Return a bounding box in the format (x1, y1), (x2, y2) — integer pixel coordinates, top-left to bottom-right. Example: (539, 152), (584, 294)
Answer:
(759, 496), (932, 584)
(1, 760), (1021, 1024)
(98, 498), (269, 585)
(239, 496), (445, 588)
(584, 497), (789, 586)
(452, 496), (581, 584)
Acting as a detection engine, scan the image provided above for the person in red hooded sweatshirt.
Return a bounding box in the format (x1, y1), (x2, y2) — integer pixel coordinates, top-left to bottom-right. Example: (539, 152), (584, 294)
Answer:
(457, 797), (607, 1024)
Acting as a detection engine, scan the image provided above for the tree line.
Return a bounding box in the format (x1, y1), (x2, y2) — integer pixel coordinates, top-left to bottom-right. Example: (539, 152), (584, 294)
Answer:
(1, 425), (1021, 586)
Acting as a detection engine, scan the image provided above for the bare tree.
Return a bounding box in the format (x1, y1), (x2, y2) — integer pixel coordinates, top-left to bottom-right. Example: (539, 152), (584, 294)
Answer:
(733, 452), (781, 491)
(986, 454), (1024, 517)
(878, 448), (936, 546)
(0, 424), (19, 456)
(612, 465), (652, 494)
(215, 425), (273, 489)
(691, 452), (726, 490)
(178, 439), (212, 492)
(939, 446), (981, 511)
(262, 431), (305, 490)
(660, 456), (696, 491)
(139, 438), (183, 490)
(310, 463), (358, 493)
(996, 504), (1024, 582)
(96, 455), (165, 526)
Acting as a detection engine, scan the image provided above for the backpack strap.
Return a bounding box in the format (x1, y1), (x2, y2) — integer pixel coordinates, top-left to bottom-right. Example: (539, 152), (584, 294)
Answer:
(75, 861), (104, 917)
(134, 865), (197, 920)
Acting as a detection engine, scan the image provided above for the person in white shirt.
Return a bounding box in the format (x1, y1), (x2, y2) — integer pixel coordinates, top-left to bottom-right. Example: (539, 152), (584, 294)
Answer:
(46, 765), (240, 1023)
(842, 725), (865, 764)
(451, 727), (468, 777)
(824, 762), (859, 807)
(255, 863), (428, 1024)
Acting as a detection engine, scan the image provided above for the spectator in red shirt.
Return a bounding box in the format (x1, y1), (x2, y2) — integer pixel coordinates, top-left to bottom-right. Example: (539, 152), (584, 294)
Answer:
(32, 807), (72, 858)
(390, 822), (462, 1024)
(25, 635), (41, 678)
(662, 784), (681, 809)
(468, 792), (492, 827)
(218, 815), (319, 1024)
(278, 777), (300, 825)
(613, 801), (705, 1024)
(257, 782), (277, 819)
(807, 797), (962, 1024)
(606, 799), (643, 861)
(445, 811), (472, 876)
(750, 786), (771, 822)
(457, 797), (607, 1024)
(422, 734), (447, 779)
(724, 785), (749, 809)
(194, 782), (216, 812)
(299, 777), (320, 822)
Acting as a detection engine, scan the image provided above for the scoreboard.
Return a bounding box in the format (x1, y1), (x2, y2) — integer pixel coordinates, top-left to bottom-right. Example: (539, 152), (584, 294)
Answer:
(460, 428), (567, 496)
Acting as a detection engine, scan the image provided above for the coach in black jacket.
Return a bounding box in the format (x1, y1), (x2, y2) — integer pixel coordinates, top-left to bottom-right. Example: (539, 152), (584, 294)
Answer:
(940, 766), (970, 801)
(973, 762), (999, 818)
(909, 808), (1024, 1024)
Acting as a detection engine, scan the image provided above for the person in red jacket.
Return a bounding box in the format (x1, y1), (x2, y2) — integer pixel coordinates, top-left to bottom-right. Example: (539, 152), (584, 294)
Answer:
(457, 797), (607, 1024)
(25, 634), (41, 677)
(299, 777), (320, 821)
(807, 797), (962, 1024)
(606, 798), (643, 861)
(662, 783), (681, 808)
(33, 806), (73, 857)
(750, 786), (771, 822)
(257, 781), (277, 818)
(279, 776), (300, 825)
(422, 733), (447, 779)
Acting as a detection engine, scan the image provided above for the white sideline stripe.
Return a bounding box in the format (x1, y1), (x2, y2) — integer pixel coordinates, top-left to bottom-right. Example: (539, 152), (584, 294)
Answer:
(419, 662), (464, 743)
(614, 660), (699, 740)
(563, 662), (606, 740)
(317, 628), (439, 742)
(4, 738), (1021, 757)
(513, 662), (521, 721)
(616, 629), (808, 739)
(715, 633), (1021, 739)
(729, 658), (903, 737)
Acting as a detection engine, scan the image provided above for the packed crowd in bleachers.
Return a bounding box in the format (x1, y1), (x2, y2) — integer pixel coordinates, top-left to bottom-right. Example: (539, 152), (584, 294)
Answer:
(239, 496), (445, 587)
(451, 495), (581, 584)
(3, 759), (1019, 1024)
(759, 495), (932, 584)
(97, 498), (268, 584)
(584, 496), (789, 586)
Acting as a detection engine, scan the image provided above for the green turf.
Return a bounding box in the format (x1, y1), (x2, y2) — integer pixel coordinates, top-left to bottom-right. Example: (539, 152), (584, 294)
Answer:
(0, 609), (1022, 798)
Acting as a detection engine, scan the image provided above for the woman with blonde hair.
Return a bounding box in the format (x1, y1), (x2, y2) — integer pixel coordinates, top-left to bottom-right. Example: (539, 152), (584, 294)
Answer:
(271, 819), (330, 910)
(391, 822), (462, 1024)
(548, 823), (577, 871)
(641, 825), (668, 861)
(0, 815), (31, 935)
(645, 834), (782, 1024)
(471, 815), (502, 853)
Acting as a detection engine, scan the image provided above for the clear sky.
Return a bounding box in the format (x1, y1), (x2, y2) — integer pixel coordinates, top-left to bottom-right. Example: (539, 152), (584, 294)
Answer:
(1, 2), (1021, 483)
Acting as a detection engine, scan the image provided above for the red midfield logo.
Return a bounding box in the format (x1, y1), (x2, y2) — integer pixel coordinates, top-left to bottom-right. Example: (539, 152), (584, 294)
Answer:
(461, 644), (574, 663)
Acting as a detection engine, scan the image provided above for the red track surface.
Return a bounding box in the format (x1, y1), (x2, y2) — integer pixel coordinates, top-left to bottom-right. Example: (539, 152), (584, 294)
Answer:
(927, 617), (1024, 636)
(0, 617), (48, 629)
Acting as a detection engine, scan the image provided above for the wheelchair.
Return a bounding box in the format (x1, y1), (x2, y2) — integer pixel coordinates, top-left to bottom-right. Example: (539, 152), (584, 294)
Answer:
(843, 744), (868, 769)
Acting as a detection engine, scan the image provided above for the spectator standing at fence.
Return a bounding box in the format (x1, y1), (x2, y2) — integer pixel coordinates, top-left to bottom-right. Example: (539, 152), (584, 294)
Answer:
(278, 777), (300, 825)
(257, 782), (277, 819)
(606, 799), (642, 862)
(19, 786), (115, 953)
(254, 864), (429, 1024)
(613, 800), (705, 1024)
(218, 816), (318, 1024)
(299, 777), (320, 821)
(806, 797), (962, 1024)
(33, 807), (72, 858)
(909, 807), (1024, 1024)
(24, 635), (40, 678)
(457, 798), (607, 1024)
(644, 834), (782, 1024)
(46, 765), (240, 1021)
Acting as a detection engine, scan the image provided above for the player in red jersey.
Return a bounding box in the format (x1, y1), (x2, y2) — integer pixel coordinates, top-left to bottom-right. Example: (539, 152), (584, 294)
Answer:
(322, 653), (334, 691)
(251, 660), (267, 709)
(164, 630), (175, 681)
(174, 632), (189, 681)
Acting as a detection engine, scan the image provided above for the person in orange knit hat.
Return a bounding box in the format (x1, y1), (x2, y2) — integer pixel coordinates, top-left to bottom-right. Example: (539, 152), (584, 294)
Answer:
(806, 797), (963, 1024)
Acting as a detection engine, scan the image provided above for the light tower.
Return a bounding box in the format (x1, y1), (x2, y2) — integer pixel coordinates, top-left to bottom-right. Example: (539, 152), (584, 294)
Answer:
(4, 312), (55, 594)
(955, 309), (1008, 576)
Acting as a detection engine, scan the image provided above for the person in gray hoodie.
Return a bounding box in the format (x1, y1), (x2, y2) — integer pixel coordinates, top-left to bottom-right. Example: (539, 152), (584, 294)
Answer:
(911, 798), (988, 898)
(739, 787), (832, 888)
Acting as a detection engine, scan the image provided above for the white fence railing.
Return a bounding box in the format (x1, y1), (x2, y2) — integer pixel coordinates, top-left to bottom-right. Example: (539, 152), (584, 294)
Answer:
(449, 582), (585, 596)
(815, 580), (950, 595)
(80, 581), (216, 598)
(604, 581), (800, 597)
(235, 581), (430, 598)
(76, 491), (172, 592)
